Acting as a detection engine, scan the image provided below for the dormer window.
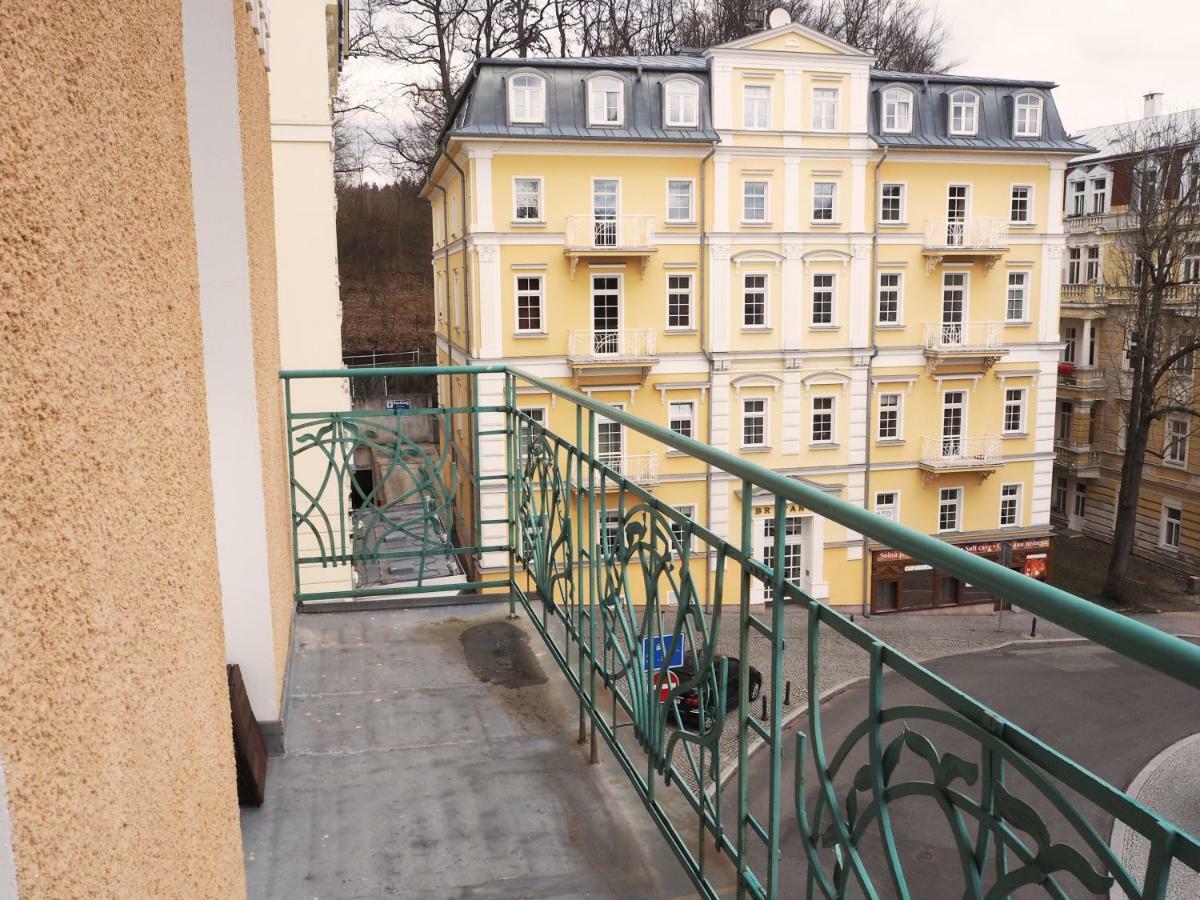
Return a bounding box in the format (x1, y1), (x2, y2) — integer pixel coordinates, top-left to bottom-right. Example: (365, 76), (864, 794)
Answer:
(1014, 93), (1043, 137)
(664, 79), (699, 128)
(1090, 176), (1108, 214)
(948, 90), (978, 136)
(882, 88), (912, 133)
(509, 73), (545, 124)
(588, 75), (624, 126)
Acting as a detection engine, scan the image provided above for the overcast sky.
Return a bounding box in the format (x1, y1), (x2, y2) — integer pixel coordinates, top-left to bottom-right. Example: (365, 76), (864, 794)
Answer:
(935, 0), (1200, 132)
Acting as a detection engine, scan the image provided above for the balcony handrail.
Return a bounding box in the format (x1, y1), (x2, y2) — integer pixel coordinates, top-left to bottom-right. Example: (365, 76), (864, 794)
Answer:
(567, 327), (657, 360)
(564, 213), (656, 250)
(922, 321), (1005, 350)
(923, 216), (1009, 249)
(919, 434), (1002, 466)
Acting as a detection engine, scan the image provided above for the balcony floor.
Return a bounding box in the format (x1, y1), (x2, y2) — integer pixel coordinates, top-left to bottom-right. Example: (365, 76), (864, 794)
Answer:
(241, 604), (697, 899)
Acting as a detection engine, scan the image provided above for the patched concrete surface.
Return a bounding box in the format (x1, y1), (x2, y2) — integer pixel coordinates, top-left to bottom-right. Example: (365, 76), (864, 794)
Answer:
(242, 605), (699, 898)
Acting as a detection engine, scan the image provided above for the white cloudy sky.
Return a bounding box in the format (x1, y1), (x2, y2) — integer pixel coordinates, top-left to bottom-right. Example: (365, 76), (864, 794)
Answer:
(935, 0), (1200, 131)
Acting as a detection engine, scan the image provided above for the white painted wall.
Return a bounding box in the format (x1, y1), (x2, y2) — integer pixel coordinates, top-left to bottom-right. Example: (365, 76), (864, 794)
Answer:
(182, 0), (280, 720)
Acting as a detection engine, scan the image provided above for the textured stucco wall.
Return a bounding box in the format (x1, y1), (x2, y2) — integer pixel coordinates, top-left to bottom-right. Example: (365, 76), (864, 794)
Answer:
(233, 0), (296, 706)
(0, 2), (245, 897)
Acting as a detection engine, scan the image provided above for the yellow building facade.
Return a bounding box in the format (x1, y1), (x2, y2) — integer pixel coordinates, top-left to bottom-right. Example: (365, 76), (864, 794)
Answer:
(424, 21), (1087, 613)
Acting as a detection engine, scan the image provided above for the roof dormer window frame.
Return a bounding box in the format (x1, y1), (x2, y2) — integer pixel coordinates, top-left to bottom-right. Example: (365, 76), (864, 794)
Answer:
(662, 76), (701, 129)
(948, 88), (980, 137)
(881, 86), (914, 134)
(507, 70), (546, 125)
(587, 72), (626, 127)
(1013, 92), (1044, 138)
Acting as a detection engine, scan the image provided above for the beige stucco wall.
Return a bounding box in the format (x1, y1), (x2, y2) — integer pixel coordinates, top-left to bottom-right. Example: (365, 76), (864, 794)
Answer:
(232, 0), (296, 709)
(0, 2), (245, 897)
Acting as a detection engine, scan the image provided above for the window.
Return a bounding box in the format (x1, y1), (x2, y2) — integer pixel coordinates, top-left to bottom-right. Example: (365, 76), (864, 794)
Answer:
(664, 79), (699, 127)
(1183, 243), (1200, 283)
(517, 406), (547, 462)
(743, 85), (771, 129)
(742, 398), (767, 447)
(743, 181), (768, 222)
(811, 396), (835, 444)
(1162, 504), (1183, 550)
(949, 90), (979, 135)
(938, 488), (962, 533)
(1003, 388), (1026, 434)
(1057, 400), (1073, 442)
(877, 272), (902, 324)
(667, 274), (693, 329)
(880, 183), (904, 222)
(513, 177), (542, 221)
(1074, 482), (1088, 518)
(1085, 246), (1101, 284)
(743, 274), (767, 327)
(875, 492), (899, 521)
(1014, 93), (1043, 137)
(812, 87), (838, 130)
(812, 182), (836, 221)
(588, 75), (623, 126)
(1000, 484), (1021, 528)
(1165, 418), (1189, 466)
(597, 412), (623, 469)
(1006, 271), (1028, 321)
(1133, 256), (1146, 285)
(1090, 177), (1108, 214)
(1053, 476), (1068, 513)
(670, 505), (696, 555)
(882, 87), (912, 133)
(878, 393), (902, 440)
(669, 401), (695, 439)
(1067, 247), (1081, 284)
(1133, 163), (1159, 212)
(599, 509), (622, 556)
(509, 73), (545, 124)
(1070, 180), (1086, 217)
(762, 515), (803, 601)
(515, 276), (544, 332)
(667, 180), (694, 223)
(1010, 185), (1032, 223)
(812, 273), (835, 325)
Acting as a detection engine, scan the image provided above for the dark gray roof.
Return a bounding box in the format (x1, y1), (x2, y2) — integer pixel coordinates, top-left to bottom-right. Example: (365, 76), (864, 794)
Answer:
(448, 57), (718, 143)
(868, 72), (1092, 153)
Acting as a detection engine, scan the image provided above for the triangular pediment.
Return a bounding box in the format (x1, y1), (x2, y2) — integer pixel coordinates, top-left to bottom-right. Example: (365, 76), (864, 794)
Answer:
(712, 22), (872, 59)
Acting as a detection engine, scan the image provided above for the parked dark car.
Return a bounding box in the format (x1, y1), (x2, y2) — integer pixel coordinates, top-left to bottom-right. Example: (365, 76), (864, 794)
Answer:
(669, 652), (762, 732)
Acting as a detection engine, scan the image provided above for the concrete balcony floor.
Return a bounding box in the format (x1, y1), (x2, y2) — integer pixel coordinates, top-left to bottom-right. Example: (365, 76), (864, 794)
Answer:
(241, 604), (699, 899)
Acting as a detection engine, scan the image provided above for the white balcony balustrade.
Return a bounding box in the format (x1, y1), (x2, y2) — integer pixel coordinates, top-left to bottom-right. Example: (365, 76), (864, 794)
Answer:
(597, 452), (659, 485)
(919, 436), (1002, 482)
(567, 328), (657, 362)
(924, 218), (1010, 251)
(564, 215), (657, 278)
(922, 322), (1005, 352)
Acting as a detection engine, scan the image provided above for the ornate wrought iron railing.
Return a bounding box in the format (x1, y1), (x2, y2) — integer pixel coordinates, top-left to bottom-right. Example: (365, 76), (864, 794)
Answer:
(281, 365), (1200, 899)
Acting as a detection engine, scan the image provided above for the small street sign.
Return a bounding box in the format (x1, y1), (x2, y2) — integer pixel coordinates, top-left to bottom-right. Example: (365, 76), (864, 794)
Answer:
(386, 399), (411, 410)
(652, 669), (680, 702)
(641, 633), (686, 671)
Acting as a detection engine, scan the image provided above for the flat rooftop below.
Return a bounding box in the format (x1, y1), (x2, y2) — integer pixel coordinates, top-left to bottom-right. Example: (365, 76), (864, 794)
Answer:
(241, 603), (697, 899)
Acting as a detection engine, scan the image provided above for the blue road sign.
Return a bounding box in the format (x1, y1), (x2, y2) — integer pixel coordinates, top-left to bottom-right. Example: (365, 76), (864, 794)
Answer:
(386, 399), (412, 410)
(641, 634), (686, 671)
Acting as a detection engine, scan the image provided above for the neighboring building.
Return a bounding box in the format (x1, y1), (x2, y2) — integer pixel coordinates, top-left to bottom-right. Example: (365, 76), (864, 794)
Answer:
(1054, 93), (1200, 568)
(423, 17), (1087, 614)
(269, 0), (354, 598)
(1, 0), (342, 893)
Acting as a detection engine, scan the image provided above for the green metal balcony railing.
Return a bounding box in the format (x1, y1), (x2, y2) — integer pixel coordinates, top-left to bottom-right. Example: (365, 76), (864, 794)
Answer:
(281, 365), (1200, 899)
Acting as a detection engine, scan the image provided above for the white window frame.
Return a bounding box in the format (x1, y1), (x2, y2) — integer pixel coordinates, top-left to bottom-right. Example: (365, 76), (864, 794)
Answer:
(811, 87), (838, 131)
(938, 487), (963, 533)
(1014, 93), (1044, 138)
(663, 78), (699, 128)
(1006, 271), (1029, 322)
(999, 483), (1022, 528)
(811, 272), (837, 327)
(1165, 418), (1189, 467)
(587, 74), (624, 126)
(665, 272), (694, 331)
(874, 491), (899, 521)
(1090, 176), (1109, 214)
(812, 181), (837, 223)
(948, 89), (979, 136)
(670, 504), (698, 555)
(877, 392), (903, 441)
(512, 176), (544, 223)
(877, 271), (903, 326)
(599, 508), (623, 556)
(742, 180), (770, 224)
(666, 178), (695, 224)
(1066, 247), (1082, 285)
(668, 400), (696, 439)
(514, 274), (546, 334)
(1010, 184), (1034, 224)
(1003, 387), (1026, 435)
(879, 182), (906, 223)
(811, 395), (836, 445)
(1085, 245), (1102, 284)
(881, 87), (913, 133)
(741, 397), (769, 449)
(508, 72), (546, 124)
(742, 272), (770, 329)
(1160, 502), (1183, 551)
(517, 405), (548, 462)
(743, 84), (771, 130)
(1068, 178), (1087, 217)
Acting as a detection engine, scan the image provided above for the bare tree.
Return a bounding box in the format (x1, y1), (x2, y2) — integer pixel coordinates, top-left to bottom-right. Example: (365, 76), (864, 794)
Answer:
(1100, 112), (1200, 602)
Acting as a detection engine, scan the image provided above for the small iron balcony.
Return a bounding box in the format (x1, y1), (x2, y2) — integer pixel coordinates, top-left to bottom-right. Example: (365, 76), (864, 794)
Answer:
(922, 218), (1009, 273)
(567, 328), (658, 385)
(598, 452), (659, 485)
(564, 214), (656, 278)
(919, 435), (1002, 483)
(921, 322), (1008, 373)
